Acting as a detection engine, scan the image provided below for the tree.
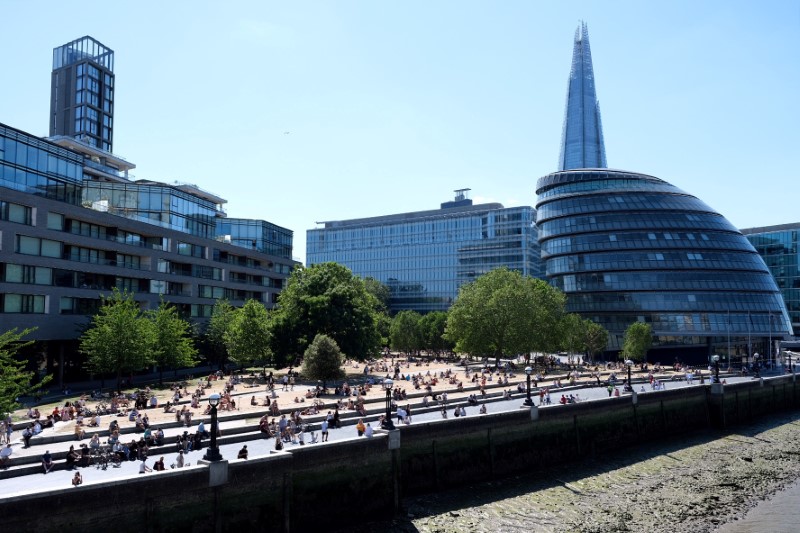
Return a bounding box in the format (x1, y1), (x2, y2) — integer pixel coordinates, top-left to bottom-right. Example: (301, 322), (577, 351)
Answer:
(363, 277), (391, 314)
(560, 313), (586, 364)
(390, 311), (422, 355)
(225, 299), (272, 369)
(0, 328), (51, 416)
(301, 334), (345, 387)
(622, 322), (653, 363)
(445, 268), (566, 367)
(583, 319), (609, 364)
(419, 311), (452, 355)
(206, 299), (235, 370)
(80, 289), (154, 390)
(148, 299), (199, 384)
(270, 263), (382, 361)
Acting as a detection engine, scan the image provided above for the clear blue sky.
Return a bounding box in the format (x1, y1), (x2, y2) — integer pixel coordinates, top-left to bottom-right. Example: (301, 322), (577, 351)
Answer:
(2, 1), (798, 264)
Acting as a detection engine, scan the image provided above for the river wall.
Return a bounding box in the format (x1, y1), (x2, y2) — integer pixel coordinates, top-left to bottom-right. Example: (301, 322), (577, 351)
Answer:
(1, 376), (797, 532)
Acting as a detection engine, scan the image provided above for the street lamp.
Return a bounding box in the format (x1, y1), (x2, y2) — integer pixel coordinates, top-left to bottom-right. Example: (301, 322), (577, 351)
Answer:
(711, 355), (720, 383)
(625, 360), (634, 392)
(203, 393), (222, 462)
(524, 366), (533, 406)
(382, 378), (395, 430)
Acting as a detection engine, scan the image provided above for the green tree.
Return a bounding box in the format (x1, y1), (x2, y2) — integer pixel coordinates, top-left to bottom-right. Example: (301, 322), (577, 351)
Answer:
(148, 299), (199, 384)
(583, 319), (609, 364)
(419, 311), (452, 355)
(206, 299), (235, 370)
(0, 328), (51, 416)
(301, 334), (345, 387)
(560, 313), (586, 364)
(363, 277), (391, 314)
(390, 310), (422, 355)
(270, 263), (382, 361)
(445, 268), (566, 367)
(225, 299), (272, 369)
(80, 289), (154, 390)
(622, 322), (653, 363)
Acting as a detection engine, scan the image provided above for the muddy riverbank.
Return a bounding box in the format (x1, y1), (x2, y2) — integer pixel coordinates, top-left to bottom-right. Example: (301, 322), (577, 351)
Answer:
(345, 410), (800, 532)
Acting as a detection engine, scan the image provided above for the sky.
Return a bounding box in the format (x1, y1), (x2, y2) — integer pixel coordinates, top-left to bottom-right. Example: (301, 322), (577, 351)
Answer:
(1, 1), (798, 265)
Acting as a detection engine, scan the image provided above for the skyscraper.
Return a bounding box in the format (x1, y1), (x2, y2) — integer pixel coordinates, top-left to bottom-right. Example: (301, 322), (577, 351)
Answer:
(558, 22), (607, 171)
(50, 36), (115, 152)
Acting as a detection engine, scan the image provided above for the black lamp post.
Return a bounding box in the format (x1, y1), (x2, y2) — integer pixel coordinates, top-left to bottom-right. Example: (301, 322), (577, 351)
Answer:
(524, 366), (533, 406)
(203, 393), (222, 461)
(625, 359), (633, 391)
(711, 355), (720, 383)
(382, 379), (395, 430)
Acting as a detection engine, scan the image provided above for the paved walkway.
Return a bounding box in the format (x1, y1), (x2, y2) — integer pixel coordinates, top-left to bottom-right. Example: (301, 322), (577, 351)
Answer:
(0, 358), (762, 497)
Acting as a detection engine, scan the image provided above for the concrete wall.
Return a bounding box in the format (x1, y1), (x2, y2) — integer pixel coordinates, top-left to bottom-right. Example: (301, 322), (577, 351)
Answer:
(1, 376), (796, 532)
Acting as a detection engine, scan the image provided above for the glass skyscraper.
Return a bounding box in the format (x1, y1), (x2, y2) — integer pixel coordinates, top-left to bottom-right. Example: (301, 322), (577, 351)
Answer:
(558, 22), (607, 171)
(50, 37), (115, 153)
(741, 223), (800, 334)
(535, 169), (793, 363)
(307, 192), (542, 313)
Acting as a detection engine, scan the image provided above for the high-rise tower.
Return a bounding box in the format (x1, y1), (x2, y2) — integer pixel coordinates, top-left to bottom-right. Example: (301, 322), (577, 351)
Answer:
(50, 36), (115, 152)
(558, 22), (607, 171)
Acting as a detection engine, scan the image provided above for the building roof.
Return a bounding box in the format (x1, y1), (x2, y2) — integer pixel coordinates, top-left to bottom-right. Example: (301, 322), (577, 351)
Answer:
(740, 222), (800, 235)
(314, 202), (515, 229)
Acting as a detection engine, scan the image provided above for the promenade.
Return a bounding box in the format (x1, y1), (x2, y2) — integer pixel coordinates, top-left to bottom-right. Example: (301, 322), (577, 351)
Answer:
(0, 356), (754, 498)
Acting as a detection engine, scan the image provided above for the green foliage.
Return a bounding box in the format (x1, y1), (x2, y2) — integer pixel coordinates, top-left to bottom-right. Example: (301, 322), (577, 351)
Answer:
(80, 289), (154, 389)
(560, 313), (586, 361)
(148, 298), (199, 383)
(445, 268), (566, 363)
(583, 319), (609, 362)
(363, 277), (391, 314)
(301, 334), (345, 383)
(419, 311), (452, 354)
(270, 263), (381, 361)
(0, 328), (50, 416)
(225, 299), (272, 368)
(622, 322), (653, 362)
(390, 311), (422, 354)
(206, 299), (235, 368)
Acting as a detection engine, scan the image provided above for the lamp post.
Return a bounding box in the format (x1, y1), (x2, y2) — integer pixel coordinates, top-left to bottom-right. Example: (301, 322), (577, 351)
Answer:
(711, 355), (720, 383)
(625, 359), (634, 392)
(203, 393), (222, 461)
(524, 366), (533, 406)
(382, 378), (395, 430)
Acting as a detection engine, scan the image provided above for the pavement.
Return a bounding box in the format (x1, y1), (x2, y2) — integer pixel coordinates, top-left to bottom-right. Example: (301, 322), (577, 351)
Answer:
(0, 358), (769, 498)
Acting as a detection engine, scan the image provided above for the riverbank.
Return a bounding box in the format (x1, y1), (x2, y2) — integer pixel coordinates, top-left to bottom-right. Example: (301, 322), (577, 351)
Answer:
(346, 410), (800, 533)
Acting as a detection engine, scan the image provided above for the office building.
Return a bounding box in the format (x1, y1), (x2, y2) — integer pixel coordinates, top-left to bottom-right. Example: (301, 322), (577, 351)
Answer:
(0, 36), (297, 384)
(50, 37), (116, 153)
(535, 168), (793, 363)
(307, 190), (542, 313)
(741, 223), (800, 335)
(558, 22), (607, 171)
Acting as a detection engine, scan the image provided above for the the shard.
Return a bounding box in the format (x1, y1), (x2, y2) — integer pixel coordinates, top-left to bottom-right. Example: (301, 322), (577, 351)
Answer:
(558, 22), (607, 171)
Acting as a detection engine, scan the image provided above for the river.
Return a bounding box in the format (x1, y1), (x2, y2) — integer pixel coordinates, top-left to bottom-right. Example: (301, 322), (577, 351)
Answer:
(340, 411), (800, 532)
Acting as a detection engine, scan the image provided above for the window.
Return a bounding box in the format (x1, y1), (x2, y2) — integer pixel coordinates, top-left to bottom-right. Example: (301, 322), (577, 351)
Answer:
(3, 264), (52, 285)
(2, 294), (45, 313)
(47, 212), (64, 230)
(1, 201), (32, 225)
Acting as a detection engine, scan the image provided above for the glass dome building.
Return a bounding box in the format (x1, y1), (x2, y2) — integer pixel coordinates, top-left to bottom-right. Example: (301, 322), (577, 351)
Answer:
(535, 168), (793, 363)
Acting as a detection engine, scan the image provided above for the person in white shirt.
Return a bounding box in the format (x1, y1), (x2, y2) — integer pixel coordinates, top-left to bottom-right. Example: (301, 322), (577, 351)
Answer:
(365, 424), (374, 438)
(0, 444), (12, 468)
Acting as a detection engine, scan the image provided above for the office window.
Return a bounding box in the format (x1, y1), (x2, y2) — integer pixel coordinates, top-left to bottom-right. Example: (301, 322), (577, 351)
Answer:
(1, 201), (32, 225)
(2, 294), (45, 314)
(47, 212), (64, 230)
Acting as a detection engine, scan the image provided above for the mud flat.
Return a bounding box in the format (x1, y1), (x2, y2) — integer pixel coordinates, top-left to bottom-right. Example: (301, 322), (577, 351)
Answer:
(346, 411), (800, 533)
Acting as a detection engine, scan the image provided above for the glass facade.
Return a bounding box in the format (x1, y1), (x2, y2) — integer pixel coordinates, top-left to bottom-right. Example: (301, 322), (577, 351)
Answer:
(535, 169), (793, 358)
(81, 180), (219, 238)
(307, 200), (542, 313)
(51, 37), (115, 152)
(558, 22), (607, 171)
(742, 224), (800, 334)
(216, 218), (293, 259)
(0, 124), (83, 203)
